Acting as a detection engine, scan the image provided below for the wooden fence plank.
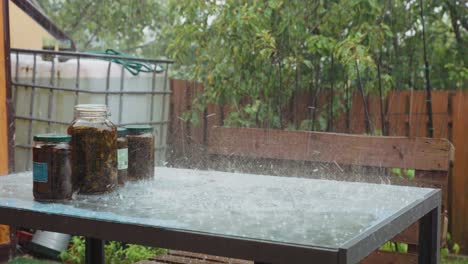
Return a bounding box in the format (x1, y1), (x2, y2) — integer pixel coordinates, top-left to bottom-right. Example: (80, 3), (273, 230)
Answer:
(368, 95), (383, 134)
(409, 91), (427, 137)
(190, 82), (205, 145)
(333, 96), (349, 133)
(205, 103), (220, 142)
(208, 127), (453, 171)
(315, 91), (326, 130)
(169, 80), (191, 162)
(431, 91), (449, 139)
(350, 92), (366, 134)
(416, 170), (449, 212)
(451, 90), (468, 252)
(293, 91), (310, 127)
(387, 91), (409, 136)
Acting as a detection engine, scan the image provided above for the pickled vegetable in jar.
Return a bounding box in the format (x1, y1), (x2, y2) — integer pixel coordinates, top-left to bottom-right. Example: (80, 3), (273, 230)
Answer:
(117, 127), (128, 186)
(68, 104), (118, 194)
(33, 134), (72, 201)
(126, 125), (155, 180)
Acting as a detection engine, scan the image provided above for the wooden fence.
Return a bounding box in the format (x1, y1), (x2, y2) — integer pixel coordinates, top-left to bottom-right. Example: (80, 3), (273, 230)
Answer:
(168, 79), (468, 253)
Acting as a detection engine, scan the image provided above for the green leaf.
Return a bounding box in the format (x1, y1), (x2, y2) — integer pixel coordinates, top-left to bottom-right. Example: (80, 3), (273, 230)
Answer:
(405, 169), (415, 180)
(391, 168), (402, 176)
(441, 247), (449, 257)
(453, 243), (460, 254)
(303, 60), (313, 69)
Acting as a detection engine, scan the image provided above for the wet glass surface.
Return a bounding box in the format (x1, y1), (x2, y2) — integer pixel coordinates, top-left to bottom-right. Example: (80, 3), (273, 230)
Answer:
(0, 167), (434, 248)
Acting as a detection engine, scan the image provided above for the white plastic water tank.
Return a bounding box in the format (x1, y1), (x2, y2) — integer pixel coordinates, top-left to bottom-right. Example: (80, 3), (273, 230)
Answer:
(12, 53), (170, 172)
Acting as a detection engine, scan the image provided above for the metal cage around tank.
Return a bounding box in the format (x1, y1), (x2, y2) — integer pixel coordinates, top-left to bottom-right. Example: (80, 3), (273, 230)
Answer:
(10, 48), (174, 172)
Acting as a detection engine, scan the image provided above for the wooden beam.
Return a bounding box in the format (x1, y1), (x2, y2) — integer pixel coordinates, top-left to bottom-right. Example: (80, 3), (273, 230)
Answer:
(0, 0), (8, 176)
(0, 225), (8, 244)
(152, 250), (251, 264)
(451, 90), (468, 252)
(0, 0), (11, 248)
(392, 222), (419, 245)
(360, 251), (417, 264)
(208, 127), (453, 171)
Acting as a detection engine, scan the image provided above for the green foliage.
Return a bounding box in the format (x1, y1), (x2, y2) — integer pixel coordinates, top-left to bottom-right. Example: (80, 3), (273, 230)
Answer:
(298, 117), (328, 132)
(453, 243), (461, 254)
(36, 0), (170, 58)
(379, 241), (408, 253)
(59, 236), (166, 264)
(442, 232), (462, 257)
(36, 0), (467, 129)
(104, 241), (166, 264)
(391, 168), (415, 180)
(8, 258), (55, 264)
(380, 238), (463, 259)
(441, 257), (468, 264)
(164, 0), (467, 129)
(59, 236), (85, 264)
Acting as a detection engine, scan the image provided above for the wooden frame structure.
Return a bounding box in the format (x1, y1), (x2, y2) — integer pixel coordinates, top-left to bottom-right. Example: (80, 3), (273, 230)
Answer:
(0, 0), (12, 175)
(207, 126), (453, 263)
(0, 0), (12, 261)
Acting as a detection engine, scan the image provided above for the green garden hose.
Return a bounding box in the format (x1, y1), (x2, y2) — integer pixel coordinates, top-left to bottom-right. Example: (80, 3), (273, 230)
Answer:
(89, 49), (165, 76)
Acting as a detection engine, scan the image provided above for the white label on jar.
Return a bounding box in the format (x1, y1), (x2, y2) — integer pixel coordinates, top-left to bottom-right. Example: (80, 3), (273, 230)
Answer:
(118, 148), (128, 170)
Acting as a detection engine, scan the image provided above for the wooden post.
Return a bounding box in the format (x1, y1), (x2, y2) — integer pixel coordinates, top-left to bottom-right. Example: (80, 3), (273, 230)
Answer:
(0, 0), (12, 251)
(451, 91), (468, 253)
(0, 0), (10, 175)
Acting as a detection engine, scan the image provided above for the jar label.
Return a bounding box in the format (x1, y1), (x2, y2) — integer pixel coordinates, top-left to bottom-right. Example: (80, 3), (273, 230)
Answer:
(118, 148), (128, 170)
(33, 162), (48, 183)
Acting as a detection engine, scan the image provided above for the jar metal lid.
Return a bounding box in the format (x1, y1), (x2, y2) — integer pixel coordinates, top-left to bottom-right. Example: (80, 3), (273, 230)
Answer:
(125, 125), (154, 134)
(117, 127), (128, 137)
(34, 134), (71, 143)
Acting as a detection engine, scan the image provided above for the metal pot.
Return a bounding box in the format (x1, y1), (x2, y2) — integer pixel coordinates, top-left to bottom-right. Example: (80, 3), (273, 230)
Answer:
(29, 231), (70, 258)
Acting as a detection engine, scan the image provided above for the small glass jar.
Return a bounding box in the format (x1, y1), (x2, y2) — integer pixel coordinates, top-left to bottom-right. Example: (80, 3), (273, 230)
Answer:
(117, 127), (128, 186)
(68, 104), (118, 194)
(58, 40), (73, 63)
(126, 125), (155, 180)
(33, 134), (72, 201)
(41, 37), (55, 62)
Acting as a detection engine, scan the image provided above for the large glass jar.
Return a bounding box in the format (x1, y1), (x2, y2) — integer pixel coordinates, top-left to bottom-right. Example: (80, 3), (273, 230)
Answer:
(117, 127), (128, 186)
(68, 104), (118, 194)
(33, 134), (72, 201)
(126, 125), (155, 180)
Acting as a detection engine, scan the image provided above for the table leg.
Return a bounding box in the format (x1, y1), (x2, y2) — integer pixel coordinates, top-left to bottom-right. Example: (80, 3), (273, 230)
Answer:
(9, 226), (16, 260)
(418, 206), (440, 264)
(85, 237), (104, 264)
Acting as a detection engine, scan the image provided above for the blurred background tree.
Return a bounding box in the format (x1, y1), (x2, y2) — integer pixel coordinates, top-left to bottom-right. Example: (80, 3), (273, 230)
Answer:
(37, 0), (170, 57)
(37, 0), (467, 129)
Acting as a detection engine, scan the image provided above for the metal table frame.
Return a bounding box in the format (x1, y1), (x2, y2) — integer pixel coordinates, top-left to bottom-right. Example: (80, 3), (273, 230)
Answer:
(0, 188), (440, 264)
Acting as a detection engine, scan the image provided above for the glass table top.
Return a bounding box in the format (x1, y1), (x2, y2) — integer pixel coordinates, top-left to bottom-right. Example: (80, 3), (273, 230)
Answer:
(0, 167), (434, 249)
